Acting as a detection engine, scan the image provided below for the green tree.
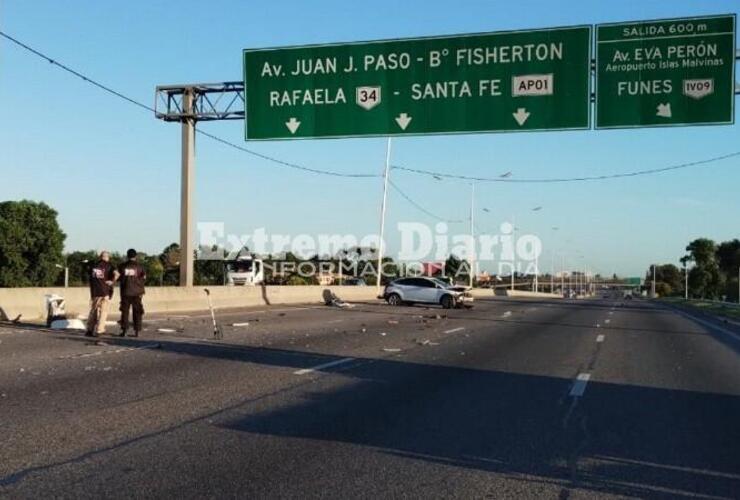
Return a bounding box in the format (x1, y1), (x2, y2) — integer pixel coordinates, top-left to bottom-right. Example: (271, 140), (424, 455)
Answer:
(138, 253), (164, 287)
(445, 254), (471, 284)
(682, 238), (723, 299)
(716, 239), (740, 301)
(645, 264), (683, 297)
(0, 200), (66, 287)
(63, 250), (99, 286)
(159, 243), (181, 286)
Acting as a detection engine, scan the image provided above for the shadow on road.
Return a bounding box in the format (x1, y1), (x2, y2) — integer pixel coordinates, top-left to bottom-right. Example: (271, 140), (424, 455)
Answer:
(2, 304), (739, 498)
(214, 353), (740, 498)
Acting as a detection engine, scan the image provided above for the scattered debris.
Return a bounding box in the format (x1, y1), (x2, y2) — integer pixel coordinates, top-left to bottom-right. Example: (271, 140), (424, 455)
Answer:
(322, 289), (354, 308)
(103, 366), (113, 371)
(415, 339), (440, 346)
(204, 288), (223, 340)
(50, 319), (86, 331)
(45, 294), (67, 327)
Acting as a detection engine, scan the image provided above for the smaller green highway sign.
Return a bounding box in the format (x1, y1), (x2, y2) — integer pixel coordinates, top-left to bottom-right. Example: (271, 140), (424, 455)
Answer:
(244, 26), (592, 140)
(596, 14), (736, 129)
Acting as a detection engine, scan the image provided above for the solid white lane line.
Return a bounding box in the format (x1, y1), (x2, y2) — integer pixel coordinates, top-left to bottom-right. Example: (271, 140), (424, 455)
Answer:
(569, 373), (591, 397)
(669, 307), (740, 342)
(596, 334), (605, 343)
(444, 327), (465, 334)
(293, 357), (355, 375)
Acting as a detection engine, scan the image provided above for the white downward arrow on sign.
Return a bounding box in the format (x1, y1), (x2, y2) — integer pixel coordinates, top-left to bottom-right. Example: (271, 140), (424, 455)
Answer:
(656, 103), (672, 118)
(512, 108), (530, 126)
(285, 117), (301, 134)
(395, 113), (412, 130)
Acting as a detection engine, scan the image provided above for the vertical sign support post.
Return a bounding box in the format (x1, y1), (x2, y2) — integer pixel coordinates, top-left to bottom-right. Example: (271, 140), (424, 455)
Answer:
(376, 138), (392, 295)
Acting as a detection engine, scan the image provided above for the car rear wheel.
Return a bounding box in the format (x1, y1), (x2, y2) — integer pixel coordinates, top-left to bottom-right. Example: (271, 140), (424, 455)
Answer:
(440, 294), (455, 309)
(387, 293), (403, 306)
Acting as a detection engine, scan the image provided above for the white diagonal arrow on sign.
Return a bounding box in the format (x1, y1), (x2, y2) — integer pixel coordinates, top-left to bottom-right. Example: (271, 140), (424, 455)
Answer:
(285, 117), (301, 134)
(656, 103), (672, 118)
(512, 108), (530, 126)
(395, 112), (412, 130)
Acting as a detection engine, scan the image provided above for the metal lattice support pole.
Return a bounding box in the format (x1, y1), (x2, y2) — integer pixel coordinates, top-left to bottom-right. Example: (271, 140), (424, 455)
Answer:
(155, 82), (245, 287)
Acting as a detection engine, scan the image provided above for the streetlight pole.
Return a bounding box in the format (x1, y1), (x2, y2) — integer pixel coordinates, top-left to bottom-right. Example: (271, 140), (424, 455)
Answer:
(652, 264), (657, 298)
(511, 215), (516, 292)
(55, 263), (69, 288)
(561, 254), (565, 294)
(684, 264), (689, 300)
(469, 183), (475, 289)
(550, 252), (555, 294)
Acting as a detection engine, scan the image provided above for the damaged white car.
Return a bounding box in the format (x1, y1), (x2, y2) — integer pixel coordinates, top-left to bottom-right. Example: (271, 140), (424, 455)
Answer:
(382, 277), (474, 309)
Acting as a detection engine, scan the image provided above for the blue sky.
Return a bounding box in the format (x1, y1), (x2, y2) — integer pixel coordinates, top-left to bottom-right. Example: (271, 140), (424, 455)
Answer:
(1, 0), (738, 276)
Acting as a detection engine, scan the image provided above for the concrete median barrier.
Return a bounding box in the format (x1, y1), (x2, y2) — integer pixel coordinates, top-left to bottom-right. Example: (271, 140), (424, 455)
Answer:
(0, 286), (381, 322)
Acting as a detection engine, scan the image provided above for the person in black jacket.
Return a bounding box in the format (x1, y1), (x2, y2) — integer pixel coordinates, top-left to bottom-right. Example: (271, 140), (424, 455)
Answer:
(117, 249), (146, 337)
(87, 251), (117, 337)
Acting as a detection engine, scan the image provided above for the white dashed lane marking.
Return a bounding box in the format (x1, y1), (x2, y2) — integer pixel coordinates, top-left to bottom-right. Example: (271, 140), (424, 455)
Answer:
(569, 373), (591, 397)
(596, 334), (605, 343)
(444, 327), (465, 334)
(293, 357), (355, 375)
(58, 343), (161, 360)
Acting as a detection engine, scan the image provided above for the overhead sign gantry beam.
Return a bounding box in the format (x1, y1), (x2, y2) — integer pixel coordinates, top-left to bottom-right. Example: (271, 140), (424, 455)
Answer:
(154, 82), (244, 287)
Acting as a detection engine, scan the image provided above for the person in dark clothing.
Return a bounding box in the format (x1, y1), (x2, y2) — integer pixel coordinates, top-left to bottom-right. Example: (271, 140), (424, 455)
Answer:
(87, 251), (117, 337)
(117, 248), (146, 337)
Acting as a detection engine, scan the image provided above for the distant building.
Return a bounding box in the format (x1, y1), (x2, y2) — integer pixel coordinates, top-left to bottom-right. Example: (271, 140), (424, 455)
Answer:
(317, 272), (339, 286)
(476, 271), (492, 284)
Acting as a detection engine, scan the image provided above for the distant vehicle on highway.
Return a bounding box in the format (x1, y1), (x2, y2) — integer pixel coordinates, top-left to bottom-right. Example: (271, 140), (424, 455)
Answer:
(225, 255), (264, 286)
(383, 277), (473, 309)
(344, 278), (367, 286)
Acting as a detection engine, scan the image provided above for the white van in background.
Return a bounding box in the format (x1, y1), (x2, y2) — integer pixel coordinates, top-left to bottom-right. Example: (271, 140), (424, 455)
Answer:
(225, 256), (264, 286)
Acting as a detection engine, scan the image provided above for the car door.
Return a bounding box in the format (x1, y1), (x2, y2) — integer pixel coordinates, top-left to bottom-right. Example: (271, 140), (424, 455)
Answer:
(412, 278), (440, 304)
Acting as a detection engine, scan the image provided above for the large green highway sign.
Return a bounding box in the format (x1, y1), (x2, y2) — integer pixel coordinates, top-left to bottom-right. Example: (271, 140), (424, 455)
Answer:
(596, 15), (736, 129)
(244, 26), (592, 140)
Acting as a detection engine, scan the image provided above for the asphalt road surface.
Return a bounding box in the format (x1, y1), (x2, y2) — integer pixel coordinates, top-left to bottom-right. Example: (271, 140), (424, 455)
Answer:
(1, 295), (739, 498)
